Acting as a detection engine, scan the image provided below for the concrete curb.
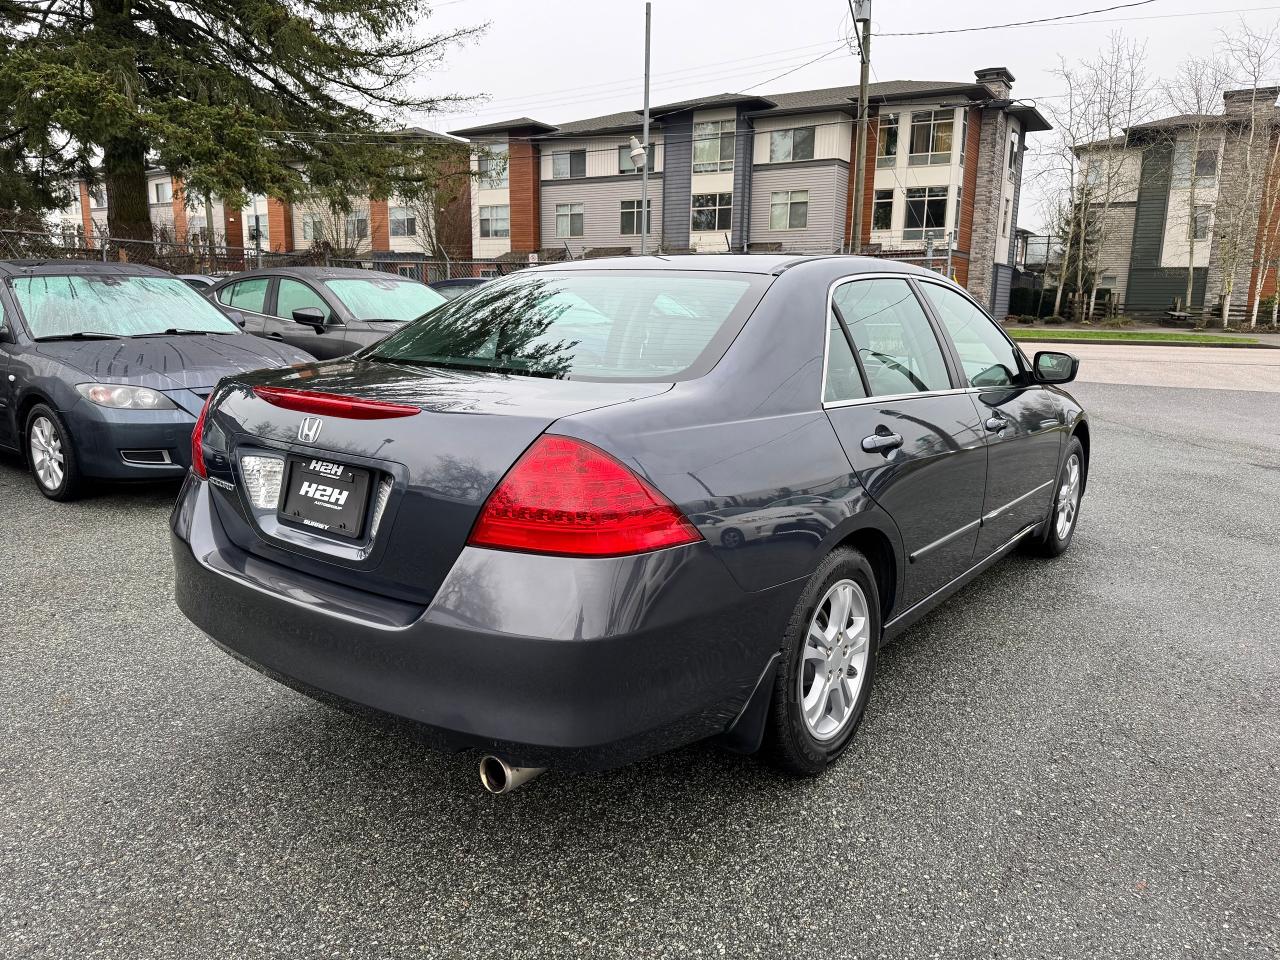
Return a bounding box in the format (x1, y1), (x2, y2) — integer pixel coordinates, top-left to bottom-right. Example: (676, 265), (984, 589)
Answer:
(1009, 335), (1280, 350)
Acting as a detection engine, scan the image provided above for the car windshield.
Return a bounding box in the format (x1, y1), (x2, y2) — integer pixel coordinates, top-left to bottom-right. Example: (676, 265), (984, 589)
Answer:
(362, 270), (764, 381)
(12, 274), (238, 338)
(322, 278), (446, 322)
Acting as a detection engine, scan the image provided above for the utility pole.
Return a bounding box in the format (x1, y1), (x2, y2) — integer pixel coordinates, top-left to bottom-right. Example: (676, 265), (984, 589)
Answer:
(640, 1), (652, 255)
(849, 0), (871, 255)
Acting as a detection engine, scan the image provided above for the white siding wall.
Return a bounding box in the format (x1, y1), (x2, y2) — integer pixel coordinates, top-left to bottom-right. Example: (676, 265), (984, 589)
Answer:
(751, 112), (852, 164)
(470, 139), (511, 258)
(539, 136), (665, 180)
(1160, 132), (1222, 269)
(1097, 205), (1136, 306)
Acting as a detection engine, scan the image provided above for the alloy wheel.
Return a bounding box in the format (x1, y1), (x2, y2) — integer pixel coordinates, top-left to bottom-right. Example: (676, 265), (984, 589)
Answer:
(1055, 453), (1081, 541)
(29, 416), (65, 491)
(798, 578), (871, 742)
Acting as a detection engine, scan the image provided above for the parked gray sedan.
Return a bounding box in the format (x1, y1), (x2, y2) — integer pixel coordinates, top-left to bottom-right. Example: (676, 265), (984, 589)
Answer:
(211, 266), (446, 360)
(173, 255), (1089, 791)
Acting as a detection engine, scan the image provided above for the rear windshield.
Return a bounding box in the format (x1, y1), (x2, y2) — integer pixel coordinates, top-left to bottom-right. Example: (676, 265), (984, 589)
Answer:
(361, 270), (767, 381)
(323, 278), (446, 322)
(12, 274), (238, 338)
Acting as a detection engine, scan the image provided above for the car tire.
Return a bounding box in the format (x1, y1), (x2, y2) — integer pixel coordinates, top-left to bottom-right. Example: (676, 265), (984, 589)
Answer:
(720, 528), (745, 549)
(1027, 436), (1085, 558)
(26, 404), (83, 501)
(761, 547), (880, 776)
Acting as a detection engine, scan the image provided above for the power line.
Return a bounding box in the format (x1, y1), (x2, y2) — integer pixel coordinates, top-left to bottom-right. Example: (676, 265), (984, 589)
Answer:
(878, 0), (1159, 37)
(736, 44), (852, 94)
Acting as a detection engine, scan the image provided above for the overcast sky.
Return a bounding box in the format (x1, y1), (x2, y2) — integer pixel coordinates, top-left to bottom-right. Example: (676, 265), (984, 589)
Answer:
(411, 0), (1280, 231)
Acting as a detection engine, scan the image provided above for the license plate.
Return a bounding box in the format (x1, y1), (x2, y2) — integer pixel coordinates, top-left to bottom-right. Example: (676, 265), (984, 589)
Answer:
(279, 456), (371, 540)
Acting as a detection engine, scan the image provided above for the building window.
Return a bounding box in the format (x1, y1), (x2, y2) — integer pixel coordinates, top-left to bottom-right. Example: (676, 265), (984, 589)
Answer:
(619, 199), (652, 235)
(345, 213), (369, 244)
(904, 186), (948, 241)
(479, 204), (509, 238)
(959, 111), (969, 165)
(478, 145), (508, 187)
(1007, 132), (1019, 179)
(769, 190), (808, 230)
(1001, 198), (1011, 238)
(556, 202), (584, 237)
(872, 189), (894, 231)
(300, 213), (323, 242)
(1194, 149), (1217, 181)
(877, 114), (898, 168)
(1174, 143), (1219, 187)
(552, 150), (587, 179)
(247, 214), (268, 246)
(769, 127), (815, 163)
(88, 186), (106, 208)
(693, 120), (735, 173)
(909, 109), (953, 166)
(1192, 204), (1212, 241)
(618, 143), (654, 174)
(691, 192), (732, 232)
(390, 207), (416, 237)
(153, 181), (173, 204)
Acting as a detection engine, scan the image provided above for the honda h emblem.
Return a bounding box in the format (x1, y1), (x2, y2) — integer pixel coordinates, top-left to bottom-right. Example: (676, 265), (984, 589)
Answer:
(297, 417), (324, 444)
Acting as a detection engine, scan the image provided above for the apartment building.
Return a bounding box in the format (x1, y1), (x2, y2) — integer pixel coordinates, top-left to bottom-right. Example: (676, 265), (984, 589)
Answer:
(450, 68), (1048, 317)
(1076, 89), (1280, 320)
(55, 128), (472, 262)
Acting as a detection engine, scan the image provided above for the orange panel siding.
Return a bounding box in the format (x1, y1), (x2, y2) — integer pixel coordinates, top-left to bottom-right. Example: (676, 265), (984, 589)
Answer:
(509, 138), (541, 254)
(370, 199), (391, 252)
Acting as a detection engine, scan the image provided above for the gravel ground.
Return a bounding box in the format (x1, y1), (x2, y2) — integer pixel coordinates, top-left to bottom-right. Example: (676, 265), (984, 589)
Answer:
(1, 380), (1278, 959)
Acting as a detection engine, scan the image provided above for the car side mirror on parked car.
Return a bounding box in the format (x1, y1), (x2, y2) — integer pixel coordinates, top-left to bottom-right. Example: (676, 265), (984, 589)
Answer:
(222, 309), (247, 328)
(1034, 350), (1079, 385)
(292, 307), (327, 330)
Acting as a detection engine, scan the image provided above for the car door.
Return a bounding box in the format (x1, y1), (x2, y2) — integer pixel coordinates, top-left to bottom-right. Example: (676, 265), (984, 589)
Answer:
(822, 275), (988, 609)
(215, 276), (273, 337)
(271, 278), (350, 359)
(916, 279), (1065, 556)
(0, 296), (15, 448)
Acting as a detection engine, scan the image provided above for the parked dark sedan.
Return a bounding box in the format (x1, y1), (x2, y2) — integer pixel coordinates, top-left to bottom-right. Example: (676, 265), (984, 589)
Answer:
(210, 266), (446, 360)
(0, 260), (314, 500)
(172, 256), (1089, 791)
(428, 276), (490, 300)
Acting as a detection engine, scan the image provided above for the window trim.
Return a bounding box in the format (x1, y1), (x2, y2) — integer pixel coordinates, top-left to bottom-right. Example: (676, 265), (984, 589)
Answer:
(767, 125), (816, 163)
(690, 192), (733, 233)
(820, 273), (965, 409)
(551, 149), (587, 180)
(768, 189), (809, 231)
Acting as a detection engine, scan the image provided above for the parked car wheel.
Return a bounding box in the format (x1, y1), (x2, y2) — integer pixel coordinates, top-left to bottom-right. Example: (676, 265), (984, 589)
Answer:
(720, 527), (745, 549)
(762, 547), (880, 776)
(26, 404), (83, 501)
(1027, 437), (1085, 557)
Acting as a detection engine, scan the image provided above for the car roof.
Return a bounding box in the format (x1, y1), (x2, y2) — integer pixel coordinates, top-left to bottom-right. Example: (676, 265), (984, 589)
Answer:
(527, 254), (937, 277)
(0, 259), (172, 279)
(215, 265), (410, 284)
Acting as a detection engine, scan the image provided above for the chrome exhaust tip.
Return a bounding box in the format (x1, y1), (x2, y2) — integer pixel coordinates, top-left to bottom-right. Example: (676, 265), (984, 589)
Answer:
(479, 755), (546, 794)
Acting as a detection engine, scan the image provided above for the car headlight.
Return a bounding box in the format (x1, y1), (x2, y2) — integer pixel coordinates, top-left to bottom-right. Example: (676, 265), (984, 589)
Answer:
(76, 383), (177, 410)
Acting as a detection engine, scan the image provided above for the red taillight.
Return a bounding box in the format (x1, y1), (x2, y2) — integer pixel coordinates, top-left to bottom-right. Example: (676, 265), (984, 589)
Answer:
(252, 386), (420, 420)
(468, 435), (702, 557)
(190, 394), (211, 479)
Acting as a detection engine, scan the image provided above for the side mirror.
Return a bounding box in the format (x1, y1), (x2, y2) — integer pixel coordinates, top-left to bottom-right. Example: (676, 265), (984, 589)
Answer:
(1033, 350), (1078, 385)
(223, 309), (247, 328)
(0, 324), (13, 344)
(292, 306), (327, 330)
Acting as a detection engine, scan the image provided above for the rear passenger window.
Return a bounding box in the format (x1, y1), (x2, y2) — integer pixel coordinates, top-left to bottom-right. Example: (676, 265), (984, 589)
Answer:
(219, 278), (269, 314)
(824, 313), (867, 403)
(919, 282), (1022, 388)
(831, 278), (951, 396)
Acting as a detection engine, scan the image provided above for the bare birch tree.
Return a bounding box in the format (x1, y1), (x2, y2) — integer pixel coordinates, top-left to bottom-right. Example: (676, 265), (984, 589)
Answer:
(1213, 20), (1280, 327)
(1160, 56), (1226, 318)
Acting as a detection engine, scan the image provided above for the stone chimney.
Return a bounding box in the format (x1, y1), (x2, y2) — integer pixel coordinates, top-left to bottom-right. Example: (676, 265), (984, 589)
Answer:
(975, 67), (1015, 100)
(1223, 87), (1280, 116)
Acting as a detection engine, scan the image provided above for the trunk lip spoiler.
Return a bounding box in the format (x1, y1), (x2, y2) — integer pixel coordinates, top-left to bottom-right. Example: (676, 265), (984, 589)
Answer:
(252, 385), (421, 420)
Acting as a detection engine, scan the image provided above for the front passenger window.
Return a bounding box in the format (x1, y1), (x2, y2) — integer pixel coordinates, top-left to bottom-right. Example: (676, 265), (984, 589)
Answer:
(919, 282), (1022, 388)
(831, 278), (951, 396)
(275, 279), (331, 322)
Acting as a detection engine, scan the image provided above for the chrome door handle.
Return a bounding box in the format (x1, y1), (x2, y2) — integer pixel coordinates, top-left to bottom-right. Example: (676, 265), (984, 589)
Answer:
(861, 432), (904, 454)
(984, 416), (1009, 432)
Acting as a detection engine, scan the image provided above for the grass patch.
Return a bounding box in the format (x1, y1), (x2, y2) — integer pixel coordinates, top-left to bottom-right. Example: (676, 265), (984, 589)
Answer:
(1008, 329), (1258, 345)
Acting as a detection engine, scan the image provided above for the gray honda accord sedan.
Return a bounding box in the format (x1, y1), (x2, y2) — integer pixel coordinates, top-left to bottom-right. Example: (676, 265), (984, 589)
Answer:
(171, 255), (1088, 790)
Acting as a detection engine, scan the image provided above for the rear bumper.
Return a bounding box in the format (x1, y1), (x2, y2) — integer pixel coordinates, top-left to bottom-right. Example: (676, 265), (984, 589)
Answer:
(171, 476), (799, 771)
(65, 399), (195, 479)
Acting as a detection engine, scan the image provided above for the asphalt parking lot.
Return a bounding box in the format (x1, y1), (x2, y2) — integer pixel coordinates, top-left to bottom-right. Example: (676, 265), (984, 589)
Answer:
(2, 362), (1278, 958)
